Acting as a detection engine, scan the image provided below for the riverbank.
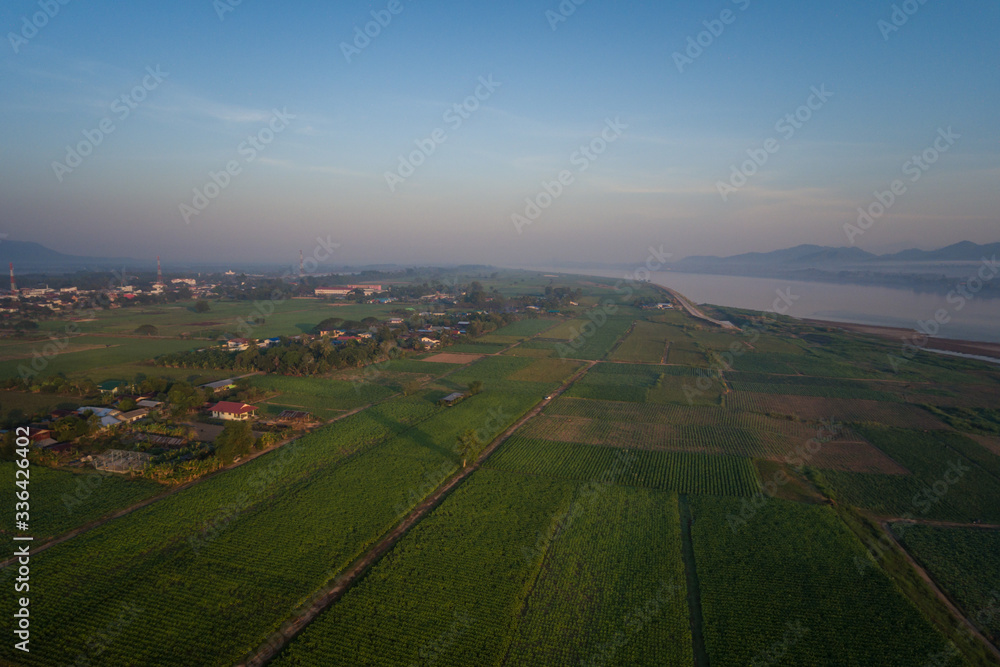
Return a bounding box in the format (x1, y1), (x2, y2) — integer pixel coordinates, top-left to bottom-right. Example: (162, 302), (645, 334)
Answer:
(800, 318), (1000, 360)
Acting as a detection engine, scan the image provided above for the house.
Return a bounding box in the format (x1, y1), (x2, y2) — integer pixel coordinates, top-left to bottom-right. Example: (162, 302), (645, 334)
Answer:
(210, 401), (258, 421)
(420, 337), (441, 347)
(201, 379), (237, 392)
(315, 284), (382, 297)
(319, 329), (345, 338)
(98, 380), (127, 395)
(118, 408), (150, 424)
(25, 427), (54, 445)
(438, 392), (466, 406)
(136, 399), (162, 409)
(77, 407), (122, 419)
(227, 338), (252, 351)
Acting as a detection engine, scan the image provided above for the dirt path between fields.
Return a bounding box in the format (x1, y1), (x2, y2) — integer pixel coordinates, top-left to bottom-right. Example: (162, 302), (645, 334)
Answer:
(678, 495), (710, 667)
(880, 521), (1000, 662)
(239, 360), (597, 667)
(879, 516), (1000, 530)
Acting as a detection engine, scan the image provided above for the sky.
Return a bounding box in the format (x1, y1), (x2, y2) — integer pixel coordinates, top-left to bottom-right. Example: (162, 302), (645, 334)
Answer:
(0, 0), (997, 267)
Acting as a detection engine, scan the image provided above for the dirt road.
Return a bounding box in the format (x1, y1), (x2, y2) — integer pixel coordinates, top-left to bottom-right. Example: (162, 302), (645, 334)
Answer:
(239, 361), (596, 667)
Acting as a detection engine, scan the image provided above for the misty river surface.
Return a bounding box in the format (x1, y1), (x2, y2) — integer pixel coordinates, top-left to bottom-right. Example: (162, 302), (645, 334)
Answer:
(550, 269), (1000, 344)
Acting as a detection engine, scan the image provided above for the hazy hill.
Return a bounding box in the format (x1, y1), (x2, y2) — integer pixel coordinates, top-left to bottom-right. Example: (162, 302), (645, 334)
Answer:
(0, 240), (143, 273)
(676, 241), (998, 270)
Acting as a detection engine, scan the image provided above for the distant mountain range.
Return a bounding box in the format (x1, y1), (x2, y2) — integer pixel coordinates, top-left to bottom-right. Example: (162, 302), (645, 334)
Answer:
(675, 241), (1000, 270)
(0, 241), (145, 273)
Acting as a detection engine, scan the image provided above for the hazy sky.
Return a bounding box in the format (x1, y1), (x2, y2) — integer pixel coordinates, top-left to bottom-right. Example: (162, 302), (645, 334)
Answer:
(1, 0), (997, 266)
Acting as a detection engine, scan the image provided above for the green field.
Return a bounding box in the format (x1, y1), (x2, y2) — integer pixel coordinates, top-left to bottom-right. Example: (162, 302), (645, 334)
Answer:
(250, 374), (399, 418)
(0, 463), (164, 545)
(489, 318), (559, 338)
(274, 471), (693, 667)
(0, 336), (204, 382)
(894, 525), (1000, 644)
(819, 427), (1000, 522)
(563, 363), (720, 406)
(691, 496), (962, 666)
(485, 438), (762, 496)
(34, 300), (396, 340)
(0, 391), (81, 419)
(610, 320), (671, 363)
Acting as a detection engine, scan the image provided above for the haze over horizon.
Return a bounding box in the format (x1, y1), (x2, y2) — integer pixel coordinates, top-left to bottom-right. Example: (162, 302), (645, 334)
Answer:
(2, 0), (997, 266)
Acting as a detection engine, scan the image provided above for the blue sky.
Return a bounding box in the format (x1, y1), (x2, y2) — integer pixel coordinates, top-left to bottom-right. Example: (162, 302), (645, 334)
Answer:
(0, 0), (997, 266)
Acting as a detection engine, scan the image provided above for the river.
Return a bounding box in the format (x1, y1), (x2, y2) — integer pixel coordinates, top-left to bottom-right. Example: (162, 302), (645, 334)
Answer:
(540, 269), (1000, 344)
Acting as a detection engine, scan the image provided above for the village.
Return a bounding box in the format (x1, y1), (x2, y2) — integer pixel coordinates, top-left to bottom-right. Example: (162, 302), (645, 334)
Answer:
(0, 268), (616, 483)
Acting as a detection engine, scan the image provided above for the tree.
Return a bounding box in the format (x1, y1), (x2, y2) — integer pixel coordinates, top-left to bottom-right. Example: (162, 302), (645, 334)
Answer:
(167, 382), (205, 417)
(455, 429), (481, 468)
(117, 398), (137, 412)
(194, 300), (211, 313)
(134, 324), (159, 336)
(402, 380), (422, 396)
(467, 380), (483, 396)
(314, 317), (344, 333)
(215, 421), (253, 464)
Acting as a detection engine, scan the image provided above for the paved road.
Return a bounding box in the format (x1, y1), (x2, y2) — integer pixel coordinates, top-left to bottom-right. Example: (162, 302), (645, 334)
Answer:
(659, 287), (738, 330)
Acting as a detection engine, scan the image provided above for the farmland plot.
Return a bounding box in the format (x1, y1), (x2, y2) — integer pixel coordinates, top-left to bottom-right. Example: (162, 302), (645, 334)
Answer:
(274, 473), (694, 667)
(691, 496), (961, 666)
(728, 391), (948, 428)
(894, 525), (1000, 645)
(820, 427), (1000, 522)
(504, 486), (693, 666)
(611, 320), (675, 363)
(0, 463), (163, 544)
(272, 470), (578, 666)
(485, 438), (761, 496)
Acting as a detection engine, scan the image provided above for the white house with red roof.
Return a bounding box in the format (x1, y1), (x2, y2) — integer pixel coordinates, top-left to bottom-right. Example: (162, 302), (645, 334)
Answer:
(210, 401), (259, 421)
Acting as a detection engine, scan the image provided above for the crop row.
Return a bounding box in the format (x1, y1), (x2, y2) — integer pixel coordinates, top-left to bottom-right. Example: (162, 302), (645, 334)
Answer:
(610, 321), (676, 363)
(490, 318), (560, 339)
(484, 438), (761, 496)
(0, 463), (163, 545)
(727, 377), (900, 401)
(503, 485), (692, 666)
(690, 496), (960, 666)
(893, 524), (1000, 645)
(272, 470), (579, 666)
(518, 415), (797, 460)
(820, 427), (1000, 523)
(726, 391), (946, 428)
(273, 470), (693, 666)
